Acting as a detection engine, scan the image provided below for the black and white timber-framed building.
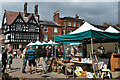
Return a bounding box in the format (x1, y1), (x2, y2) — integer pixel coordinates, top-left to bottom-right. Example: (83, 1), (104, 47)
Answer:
(1, 2), (40, 49)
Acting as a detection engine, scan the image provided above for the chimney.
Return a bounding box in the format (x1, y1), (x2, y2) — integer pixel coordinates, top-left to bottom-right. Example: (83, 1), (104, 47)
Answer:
(35, 5), (38, 16)
(103, 22), (108, 27)
(108, 22), (111, 25)
(24, 2), (27, 17)
(53, 10), (59, 24)
(75, 14), (79, 19)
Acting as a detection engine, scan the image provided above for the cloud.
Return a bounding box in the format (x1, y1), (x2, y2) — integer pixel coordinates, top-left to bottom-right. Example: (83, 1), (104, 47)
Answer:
(1, 0), (120, 2)
(0, 2), (118, 26)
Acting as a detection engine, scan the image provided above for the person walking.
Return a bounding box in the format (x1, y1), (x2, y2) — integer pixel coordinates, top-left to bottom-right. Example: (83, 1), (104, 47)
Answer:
(22, 46), (28, 73)
(26, 46), (37, 74)
(7, 51), (13, 70)
(41, 46), (47, 73)
(13, 49), (17, 59)
(2, 49), (7, 73)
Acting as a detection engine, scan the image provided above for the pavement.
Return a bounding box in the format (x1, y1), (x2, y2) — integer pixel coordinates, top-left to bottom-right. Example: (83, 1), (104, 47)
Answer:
(7, 58), (67, 79)
(5, 58), (120, 79)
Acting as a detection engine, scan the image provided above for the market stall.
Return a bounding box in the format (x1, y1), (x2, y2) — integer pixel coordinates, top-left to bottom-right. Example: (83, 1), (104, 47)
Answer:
(54, 28), (120, 79)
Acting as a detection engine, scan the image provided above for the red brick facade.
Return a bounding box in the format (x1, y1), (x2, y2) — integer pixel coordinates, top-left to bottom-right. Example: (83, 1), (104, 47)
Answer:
(40, 25), (62, 41)
(53, 10), (84, 34)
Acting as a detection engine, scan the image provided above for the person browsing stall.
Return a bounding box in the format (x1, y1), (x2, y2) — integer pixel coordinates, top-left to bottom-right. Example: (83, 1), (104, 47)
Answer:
(26, 46), (37, 74)
(22, 46), (28, 73)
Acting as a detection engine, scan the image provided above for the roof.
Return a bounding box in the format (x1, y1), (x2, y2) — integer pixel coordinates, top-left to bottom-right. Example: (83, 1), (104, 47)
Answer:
(113, 26), (120, 31)
(59, 17), (84, 21)
(105, 26), (119, 33)
(92, 24), (108, 30)
(39, 20), (61, 27)
(70, 22), (103, 34)
(4, 11), (39, 25)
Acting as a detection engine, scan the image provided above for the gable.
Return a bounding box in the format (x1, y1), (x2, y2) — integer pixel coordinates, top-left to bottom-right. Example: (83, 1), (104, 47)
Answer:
(28, 16), (37, 24)
(15, 15), (24, 23)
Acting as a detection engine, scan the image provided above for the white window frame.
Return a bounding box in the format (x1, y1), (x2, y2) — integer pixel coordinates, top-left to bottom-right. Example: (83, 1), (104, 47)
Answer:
(73, 22), (76, 27)
(68, 21), (71, 26)
(54, 28), (57, 33)
(44, 34), (47, 41)
(44, 27), (48, 32)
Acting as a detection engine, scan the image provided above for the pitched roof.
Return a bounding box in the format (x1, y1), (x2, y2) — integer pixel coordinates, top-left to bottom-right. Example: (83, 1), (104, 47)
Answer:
(4, 11), (39, 25)
(39, 20), (61, 26)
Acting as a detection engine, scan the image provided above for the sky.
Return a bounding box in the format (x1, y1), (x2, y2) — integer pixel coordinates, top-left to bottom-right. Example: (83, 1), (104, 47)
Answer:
(0, 0), (120, 27)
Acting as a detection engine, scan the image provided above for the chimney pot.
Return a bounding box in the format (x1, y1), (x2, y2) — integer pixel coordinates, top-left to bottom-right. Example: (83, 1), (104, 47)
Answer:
(24, 2), (27, 17)
(35, 5), (38, 16)
(53, 10), (59, 24)
(75, 14), (79, 19)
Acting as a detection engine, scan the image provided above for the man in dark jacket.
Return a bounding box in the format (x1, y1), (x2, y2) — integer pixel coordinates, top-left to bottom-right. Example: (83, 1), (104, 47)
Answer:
(2, 49), (7, 73)
(35, 46), (41, 64)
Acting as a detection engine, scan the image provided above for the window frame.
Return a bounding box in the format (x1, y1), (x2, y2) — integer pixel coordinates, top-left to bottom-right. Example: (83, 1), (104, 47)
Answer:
(54, 28), (58, 33)
(44, 26), (48, 32)
(68, 21), (71, 26)
(44, 34), (48, 41)
(73, 22), (76, 27)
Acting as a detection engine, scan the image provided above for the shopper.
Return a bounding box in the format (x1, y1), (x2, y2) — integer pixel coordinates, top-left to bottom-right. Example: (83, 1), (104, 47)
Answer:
(2, 49), (7, 73)
(41, 46), (47, 73)
(35, 46), (41, 64)
(26, 46), (37, 74)
(22, 46), (28, 73)
(13, 49), (17, 59)
(7, 51), (13, 70)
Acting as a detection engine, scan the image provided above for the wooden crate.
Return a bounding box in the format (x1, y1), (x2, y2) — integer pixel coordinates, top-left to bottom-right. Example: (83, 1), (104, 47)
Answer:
(110, 53), (120, 71)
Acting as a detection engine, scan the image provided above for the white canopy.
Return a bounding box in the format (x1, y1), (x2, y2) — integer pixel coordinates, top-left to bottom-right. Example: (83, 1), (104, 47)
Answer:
(69, 43), (81, 46)
(48, 40), (58, 45)
(27, 42), (35, 46)
(70, 22), (103, 34)
(35, 41), (42, 45)
(105, 26), (119, 33)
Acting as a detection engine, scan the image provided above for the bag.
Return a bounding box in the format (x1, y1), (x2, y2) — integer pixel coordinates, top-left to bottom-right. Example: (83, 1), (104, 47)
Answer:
(46, 50), (49, 56)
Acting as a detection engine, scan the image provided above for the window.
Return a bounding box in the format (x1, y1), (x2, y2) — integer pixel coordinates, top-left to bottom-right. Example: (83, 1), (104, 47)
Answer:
(29, 25), (35, 32)
(37, 34), (39, 40)
(73, 22), (76, 27)
(68, 21), (71, 26)
(44, 27), (48, 32)
(54, 28), (57, 33)
(44, 34), (47, 41)
(78, 22), (81, 27)
(67, 29), (72, 33)
(16, 23), (22, 31)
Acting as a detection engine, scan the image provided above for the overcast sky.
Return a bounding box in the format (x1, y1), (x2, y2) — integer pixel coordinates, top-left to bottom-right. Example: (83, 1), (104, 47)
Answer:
(0, 0), (119, 27)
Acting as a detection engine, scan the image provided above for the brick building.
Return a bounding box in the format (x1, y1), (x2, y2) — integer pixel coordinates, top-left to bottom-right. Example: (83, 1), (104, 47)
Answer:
(53, 10), (84, 34)
(39, 20), (62, 41)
